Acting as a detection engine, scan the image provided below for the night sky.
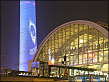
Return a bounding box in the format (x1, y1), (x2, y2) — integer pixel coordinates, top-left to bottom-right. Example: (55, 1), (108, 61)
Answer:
(36, 1), (108, 47)
(1, 1), (108, 70)
(1, 1), (20, 70)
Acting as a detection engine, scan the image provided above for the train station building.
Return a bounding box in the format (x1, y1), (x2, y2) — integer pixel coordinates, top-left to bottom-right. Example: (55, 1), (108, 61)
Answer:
(31, 20), (109, 81)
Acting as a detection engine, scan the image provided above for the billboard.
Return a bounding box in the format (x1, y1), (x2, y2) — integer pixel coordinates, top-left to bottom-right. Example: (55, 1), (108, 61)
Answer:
(20, 0), (37, 71)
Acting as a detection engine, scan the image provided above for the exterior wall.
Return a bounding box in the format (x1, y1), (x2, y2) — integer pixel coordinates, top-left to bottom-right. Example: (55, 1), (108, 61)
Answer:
(28, 60), (33, 72)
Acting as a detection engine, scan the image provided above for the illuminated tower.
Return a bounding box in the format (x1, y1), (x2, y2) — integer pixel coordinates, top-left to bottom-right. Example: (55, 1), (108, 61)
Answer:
(20, 0), (37, 71)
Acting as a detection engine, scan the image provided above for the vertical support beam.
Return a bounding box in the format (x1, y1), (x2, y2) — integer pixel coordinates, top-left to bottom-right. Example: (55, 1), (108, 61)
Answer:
(69, 24), (71, 66)
(78, 24), (79, 64)
(89, 75), (91, 82)
(54, 34), (56, 65)
(57, 31), (59, 65)
(92, 27), (94, 64)
(59, 67), (60, 78)
(97, 31), (99, 63)
(107, 22), (109, 82)
(42, 48), (43, 61)
(87, 25), (89, 64)
(85, 77), (86, 82)
(48, 39), (50, 65)
(92, 76), (93, 82)
(105, 76), (106, 82)
(39, 61), (40, 76)
(68, 68), (69, 77)
(82, 77), (83, 82)
(61, 28), (63, 65)
(82, 24), (84, 64)
(65, 26), (66, 62)
(51, 34), (52, 61)
(43, 62), (44, 76)
(92, 44), (94, 63)
(98, 77), (100, 82)
(48, 65), (49, 77)
(48, 65), (51, 77)
(103, 36), (104, 62)
(73, 69), (74, 76)
(74, 24), (75, 65)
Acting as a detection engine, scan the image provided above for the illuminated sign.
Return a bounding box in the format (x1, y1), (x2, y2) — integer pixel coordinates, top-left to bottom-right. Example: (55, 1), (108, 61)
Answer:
(20, 0), (37, 71)
(48, 49), (54, 65)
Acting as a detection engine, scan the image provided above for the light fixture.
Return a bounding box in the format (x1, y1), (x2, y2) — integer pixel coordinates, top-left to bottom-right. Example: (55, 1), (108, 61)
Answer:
(80, 39), (83, 43)
(101, 53), (103, 56)
(88, 50), (90, 53)
(96, 44), (98, 45)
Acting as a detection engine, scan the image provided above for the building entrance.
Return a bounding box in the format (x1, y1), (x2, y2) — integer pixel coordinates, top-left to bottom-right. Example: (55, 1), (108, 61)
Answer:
(32, 61), (108, 82)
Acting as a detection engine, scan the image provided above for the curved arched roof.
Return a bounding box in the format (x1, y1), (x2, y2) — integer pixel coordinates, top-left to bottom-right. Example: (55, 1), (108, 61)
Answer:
(33, 20), (108, 62)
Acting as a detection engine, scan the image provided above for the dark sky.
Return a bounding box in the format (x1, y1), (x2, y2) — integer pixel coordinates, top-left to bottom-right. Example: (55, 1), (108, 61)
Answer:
(1, 1), (108, 70)
(36, 1), (108, 47)
(1, 1), (20, 70)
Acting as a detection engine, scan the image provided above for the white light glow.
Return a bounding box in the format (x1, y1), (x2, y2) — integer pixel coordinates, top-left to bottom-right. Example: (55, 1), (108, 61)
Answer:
(80, 39), (83, 43)
(96, 44), (98, 45)
(88, 50), (91, 53)
(101, 53), (103, 56)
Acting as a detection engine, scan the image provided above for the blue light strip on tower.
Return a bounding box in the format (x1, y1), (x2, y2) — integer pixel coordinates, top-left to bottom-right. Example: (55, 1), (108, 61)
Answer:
(20, 0), (37, 71)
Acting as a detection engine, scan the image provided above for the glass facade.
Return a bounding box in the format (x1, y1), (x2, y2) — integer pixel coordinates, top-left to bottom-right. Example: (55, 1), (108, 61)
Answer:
(36, 23), (108, 73)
